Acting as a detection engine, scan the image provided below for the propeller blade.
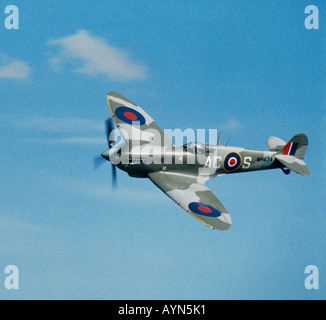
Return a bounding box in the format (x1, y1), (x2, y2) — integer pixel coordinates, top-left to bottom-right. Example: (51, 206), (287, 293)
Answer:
(105, 118), (116, 149)
(93, 155), (106, 170)
(100, 118), (118, 191)
(112, 164), (117, 191)
(105, 118), (110, 148)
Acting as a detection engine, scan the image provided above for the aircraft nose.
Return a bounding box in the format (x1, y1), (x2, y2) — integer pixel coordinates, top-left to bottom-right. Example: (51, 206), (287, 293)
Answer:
(101, 150), (110, 160)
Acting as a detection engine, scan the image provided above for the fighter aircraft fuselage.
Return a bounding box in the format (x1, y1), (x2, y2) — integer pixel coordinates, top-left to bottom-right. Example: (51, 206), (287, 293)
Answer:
(103, 144), (280, 178)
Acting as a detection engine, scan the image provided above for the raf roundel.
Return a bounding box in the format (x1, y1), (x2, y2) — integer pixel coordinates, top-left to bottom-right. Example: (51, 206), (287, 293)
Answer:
(115, 106), (146, 125)
(188, 202), (222, 218)
(223, 152), (242, 172)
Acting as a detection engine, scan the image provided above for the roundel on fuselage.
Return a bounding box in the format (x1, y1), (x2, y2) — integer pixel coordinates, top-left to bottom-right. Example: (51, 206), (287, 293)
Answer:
(223, 152), (242, 172)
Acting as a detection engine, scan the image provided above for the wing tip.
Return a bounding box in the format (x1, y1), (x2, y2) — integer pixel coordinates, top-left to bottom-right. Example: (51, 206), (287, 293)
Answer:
(107, 91), (118, 96)
(186, 208), (232, 231)
(207, 213), (232, 231)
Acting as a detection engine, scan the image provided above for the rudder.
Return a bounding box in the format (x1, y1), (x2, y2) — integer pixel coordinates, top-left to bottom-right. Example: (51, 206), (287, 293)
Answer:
(280, 133), (308, 160)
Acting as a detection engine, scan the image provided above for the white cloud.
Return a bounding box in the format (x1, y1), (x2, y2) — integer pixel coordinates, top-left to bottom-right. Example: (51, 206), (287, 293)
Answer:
(48, 30), (147, 81)
(0, 55), (32, 80)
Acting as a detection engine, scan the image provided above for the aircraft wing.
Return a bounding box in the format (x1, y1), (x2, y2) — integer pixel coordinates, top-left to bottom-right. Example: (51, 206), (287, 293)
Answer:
(148, 171), (231, 230)
(107, 92), (173, 147)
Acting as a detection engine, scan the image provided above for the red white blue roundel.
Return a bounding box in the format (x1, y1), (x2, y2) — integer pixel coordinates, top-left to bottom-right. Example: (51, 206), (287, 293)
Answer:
(188, 202), (221, 218)
(115, 106), (146, 125)
(223, 152), (242, 172)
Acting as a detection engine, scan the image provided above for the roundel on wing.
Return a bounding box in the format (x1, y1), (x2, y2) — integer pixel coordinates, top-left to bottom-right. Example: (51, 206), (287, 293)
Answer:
(223, 152), (242, 172)
(188, 202), (221, 218)
(115, 106), (146, 125)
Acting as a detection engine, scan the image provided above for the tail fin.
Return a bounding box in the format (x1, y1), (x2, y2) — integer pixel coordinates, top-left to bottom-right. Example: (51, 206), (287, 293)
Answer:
(275, 134), (310, 176)
(280, 133), (308, 160)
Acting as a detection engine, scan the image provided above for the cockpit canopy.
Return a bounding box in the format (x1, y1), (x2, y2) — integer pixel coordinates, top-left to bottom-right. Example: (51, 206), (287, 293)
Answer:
(183, 142), (206, 155)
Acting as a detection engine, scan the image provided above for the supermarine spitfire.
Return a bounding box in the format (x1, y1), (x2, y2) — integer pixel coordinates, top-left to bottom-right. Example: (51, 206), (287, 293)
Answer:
(95, 92), (310, 230)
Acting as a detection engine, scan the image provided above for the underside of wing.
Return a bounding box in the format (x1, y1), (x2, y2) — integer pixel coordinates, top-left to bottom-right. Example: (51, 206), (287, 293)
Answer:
(148, 171), (231, 230)
(107, 92), (173, 147)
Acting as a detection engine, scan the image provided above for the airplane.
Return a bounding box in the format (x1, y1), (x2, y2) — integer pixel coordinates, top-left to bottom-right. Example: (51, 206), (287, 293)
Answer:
(94, 91), (310, 231)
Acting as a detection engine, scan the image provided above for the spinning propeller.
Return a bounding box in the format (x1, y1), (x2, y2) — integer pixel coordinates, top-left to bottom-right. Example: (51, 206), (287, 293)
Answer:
(93, 118), (118, 190)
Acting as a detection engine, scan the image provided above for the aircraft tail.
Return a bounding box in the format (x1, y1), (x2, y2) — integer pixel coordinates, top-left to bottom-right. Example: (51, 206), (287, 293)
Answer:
(274, 134), (310, 176)
(279, 133), (308, 160)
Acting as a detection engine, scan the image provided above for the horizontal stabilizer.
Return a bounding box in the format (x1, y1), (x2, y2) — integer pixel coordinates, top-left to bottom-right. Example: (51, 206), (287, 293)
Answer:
(275, 154), (311, 176)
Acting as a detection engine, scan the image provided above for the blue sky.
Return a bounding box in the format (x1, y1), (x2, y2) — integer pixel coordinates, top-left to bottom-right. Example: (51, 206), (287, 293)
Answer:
(0, 1), (325, 299)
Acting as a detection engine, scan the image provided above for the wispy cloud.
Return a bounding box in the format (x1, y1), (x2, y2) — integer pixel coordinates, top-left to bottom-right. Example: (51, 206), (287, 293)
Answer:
(0, 213), (54, 256)
(0, 55), (32, 80)
(3, 115), (107, 146)
(48, 30), (148, 81)
(25, 137), (106, 145)
(220, 119), (243, 132)
(17, 116), (104, 134)
(47, 175), (164, 203)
